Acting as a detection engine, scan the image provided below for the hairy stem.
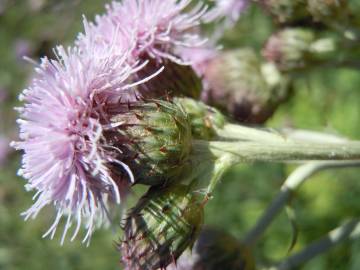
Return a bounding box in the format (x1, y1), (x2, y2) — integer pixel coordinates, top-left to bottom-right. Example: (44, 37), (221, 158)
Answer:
(200, 140), (360, 163)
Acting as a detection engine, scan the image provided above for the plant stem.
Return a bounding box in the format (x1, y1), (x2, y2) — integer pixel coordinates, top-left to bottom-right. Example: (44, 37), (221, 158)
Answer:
(268, 219), (360, 270)
(280, 129), (349, 144)
(206, 154), (235, 195)
(243, 161), (360, 247)
(201, 140), (360, 163)
(216, 124), (285, 143)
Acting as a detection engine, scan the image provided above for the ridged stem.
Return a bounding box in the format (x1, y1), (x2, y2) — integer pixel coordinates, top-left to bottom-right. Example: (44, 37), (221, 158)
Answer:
(194, 140), (360, 163)
(216, 123), (285, 143)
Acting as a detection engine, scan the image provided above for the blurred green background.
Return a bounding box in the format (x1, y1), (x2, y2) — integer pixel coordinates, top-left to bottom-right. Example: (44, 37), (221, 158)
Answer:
(0, 1), (359, 269)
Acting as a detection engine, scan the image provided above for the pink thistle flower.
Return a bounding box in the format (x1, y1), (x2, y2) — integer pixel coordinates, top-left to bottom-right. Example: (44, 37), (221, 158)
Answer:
(78, 0), (210, 65)
(11, 42), (149, 245)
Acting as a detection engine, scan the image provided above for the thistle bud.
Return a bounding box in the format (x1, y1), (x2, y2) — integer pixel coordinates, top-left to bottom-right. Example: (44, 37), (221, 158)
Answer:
(263, 28), (337, 71)
(168, 227), (255, 270)
(175, 97), (225, 140)
(121, 185), (204, 270)
(257, 0), (308, 24)
(105, 100), (192, 186)
(202, 48), (292, 124)
(307, 0), (348, 21)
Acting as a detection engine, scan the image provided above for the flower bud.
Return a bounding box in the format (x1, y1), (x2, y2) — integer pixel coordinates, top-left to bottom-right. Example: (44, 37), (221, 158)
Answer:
(168, 227), (255, 270)
(105, 100), (192, 186)
(121, 185), (204, 270)
(257, 0), (308, 24)
(307, 0), (348, 21)
(175, 97), (225, 140)
(202, 48), (292, 124)
(263, 28), (337, 71)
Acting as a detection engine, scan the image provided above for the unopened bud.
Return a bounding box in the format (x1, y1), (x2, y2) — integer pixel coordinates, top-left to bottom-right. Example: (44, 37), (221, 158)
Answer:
(121, 185), (204, 270)
(263, 28), (337, 71)
(203, 48), (292, 124)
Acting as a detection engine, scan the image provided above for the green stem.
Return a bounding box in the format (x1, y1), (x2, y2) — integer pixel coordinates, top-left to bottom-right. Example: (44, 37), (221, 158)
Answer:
(267, 219), (360, 270)
(216, 123), (285, 143)
(206, 154), (236, 195)
(243, 161), (360, 247)
(196, 140), (360, 163)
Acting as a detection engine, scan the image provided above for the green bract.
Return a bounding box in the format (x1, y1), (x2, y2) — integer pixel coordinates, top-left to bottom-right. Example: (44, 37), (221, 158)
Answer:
(106, 100), (192, 186)
(175, 97), (225, 140)
(121, 185), (204, 270)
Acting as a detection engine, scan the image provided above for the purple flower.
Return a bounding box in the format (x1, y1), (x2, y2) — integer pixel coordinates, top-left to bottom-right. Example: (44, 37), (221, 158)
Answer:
(78, 0), (211, 65)
(12, 43), (146, 245)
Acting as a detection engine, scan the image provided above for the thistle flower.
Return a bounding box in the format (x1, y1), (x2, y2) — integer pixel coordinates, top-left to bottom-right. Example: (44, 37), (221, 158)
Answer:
(121, 185), (204, 270)
(78, 0), (210, 65)
(11, 43), (177, 244)
(168, 227), (255, 270)
(77, 0), (206, 100)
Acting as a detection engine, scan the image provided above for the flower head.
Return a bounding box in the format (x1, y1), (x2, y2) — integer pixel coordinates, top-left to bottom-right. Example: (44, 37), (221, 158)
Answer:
(78, 0), (210, 65)
(12, 43), (147, 244)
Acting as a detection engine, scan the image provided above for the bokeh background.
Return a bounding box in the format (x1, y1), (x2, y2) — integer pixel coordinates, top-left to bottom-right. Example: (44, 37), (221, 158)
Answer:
(0, 1), (359, 269)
